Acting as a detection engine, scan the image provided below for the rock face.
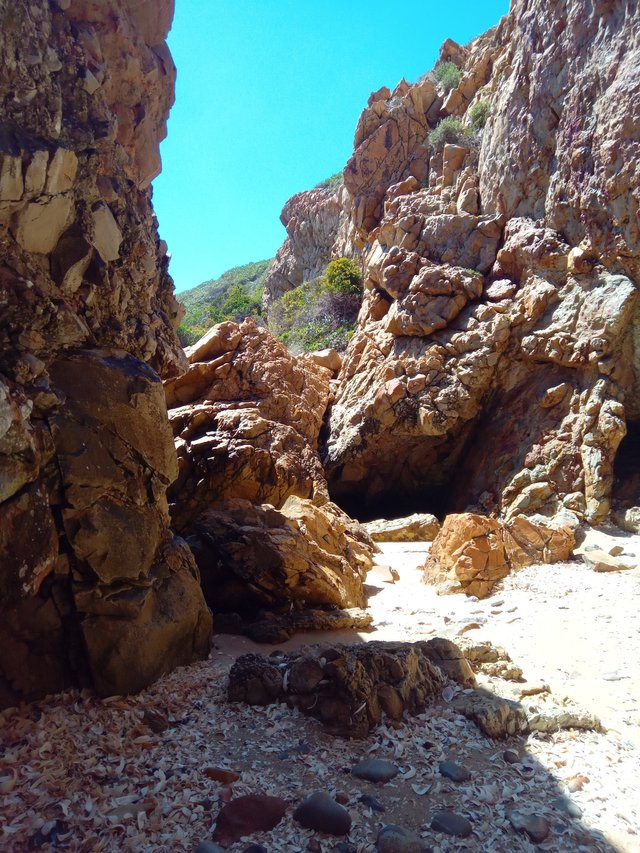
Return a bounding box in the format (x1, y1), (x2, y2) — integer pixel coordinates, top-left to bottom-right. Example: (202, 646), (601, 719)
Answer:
(166, 319), (331, 533)
(0, 0), (211, 706)
(228, 640), (453, 737)
(424, 512), (575, 598)
(263, 186), (347, 308)
(186, 496), (373, 615)
(267, 1), (639, 526)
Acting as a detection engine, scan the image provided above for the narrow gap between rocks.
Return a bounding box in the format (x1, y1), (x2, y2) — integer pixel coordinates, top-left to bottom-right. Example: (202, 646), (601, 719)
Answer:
(613, 418), (640, 506)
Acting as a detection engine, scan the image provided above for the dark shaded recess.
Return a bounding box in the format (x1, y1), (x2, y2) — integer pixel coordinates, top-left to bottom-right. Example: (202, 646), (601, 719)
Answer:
(613, 418), (640, 506)
(330, 481), (454, 524)
(326, 365), (585, 523)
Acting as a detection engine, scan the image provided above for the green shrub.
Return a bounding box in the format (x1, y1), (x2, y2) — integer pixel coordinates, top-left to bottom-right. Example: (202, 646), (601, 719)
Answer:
(469, 99), (489, 132)
(428, 116), (469, 150)
(316, 171), (344, 191)
(324, 257), (362, 295)
(268, 258), (362, 353)
(434, 61), (461, 93)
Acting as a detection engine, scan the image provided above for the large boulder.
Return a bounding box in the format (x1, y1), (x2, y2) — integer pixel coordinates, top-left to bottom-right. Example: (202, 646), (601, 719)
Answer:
(186, 496), (375, 615)
(166, 319), (332, 533)
(0, 0), (211, 706)
(424, 512), (575, 598)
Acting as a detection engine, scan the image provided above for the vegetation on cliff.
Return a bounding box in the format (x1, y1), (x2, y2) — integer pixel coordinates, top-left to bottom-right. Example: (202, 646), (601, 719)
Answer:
(177, 259), (271, 345)
(268, 257), (362, 353)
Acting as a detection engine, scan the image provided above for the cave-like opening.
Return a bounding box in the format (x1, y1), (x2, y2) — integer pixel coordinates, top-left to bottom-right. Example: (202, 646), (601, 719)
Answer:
(329, 482), (454, 524)
(614, 419), (640, 507)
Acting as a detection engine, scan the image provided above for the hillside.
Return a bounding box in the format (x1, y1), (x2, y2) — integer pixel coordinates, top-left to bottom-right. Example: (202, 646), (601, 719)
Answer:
(177, 259), (272, 345)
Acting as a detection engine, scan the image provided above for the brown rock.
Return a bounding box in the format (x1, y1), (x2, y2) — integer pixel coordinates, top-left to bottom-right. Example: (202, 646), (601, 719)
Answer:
(186, 497), (373, 614)
(213, 795), (288, 845)
(167, 320), (331, 532)
(228, 641), (448, 737)
(363, 513), (441, 542)
(424, 513), (575, 598)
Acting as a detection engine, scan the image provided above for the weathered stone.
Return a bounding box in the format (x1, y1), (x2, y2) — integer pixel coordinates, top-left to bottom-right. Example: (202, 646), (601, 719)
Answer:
(376, 824), (423, 853)
(293, 792), (351, 836)
(0, 0), (201, 706)
(167, 320), (331, 532)
(90, 202), (123, 262)
(186, 497), (372, 615)
(430, 811), (472, 838)
(351, 759), (399, 784)
(213, 795), (287, 845)
(508, 811), (550, 844)
(15, 196), (75, 254)
(228, 641), (449, 737)
(363, 513), (441, 542)
(424, 513), (575, 598)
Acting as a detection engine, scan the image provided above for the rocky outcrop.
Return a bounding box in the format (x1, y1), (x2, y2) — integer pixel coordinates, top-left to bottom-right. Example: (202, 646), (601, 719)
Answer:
(267, 0), (639, 527)
(228, 640), (458, 737)
(423, 512), (575, 598)
(0, 0), (211, 706)
(166, 319), (331, 533)
(263, 186), (347, 307)
(185, 496), (374, 617)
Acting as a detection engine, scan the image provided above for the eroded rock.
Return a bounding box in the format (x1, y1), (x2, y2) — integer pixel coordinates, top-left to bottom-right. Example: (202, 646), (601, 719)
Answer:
(228, 641), (450, 737)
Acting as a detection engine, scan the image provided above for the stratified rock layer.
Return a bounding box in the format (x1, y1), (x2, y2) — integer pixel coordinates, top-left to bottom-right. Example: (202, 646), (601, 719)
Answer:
(166, 319), (331, 533)
(0, 0), (211, 706)
(265, 0), (639, 525)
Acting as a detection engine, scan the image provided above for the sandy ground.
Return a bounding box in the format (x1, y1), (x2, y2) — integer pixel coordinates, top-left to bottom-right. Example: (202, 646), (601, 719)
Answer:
(1, 531), (639, 852)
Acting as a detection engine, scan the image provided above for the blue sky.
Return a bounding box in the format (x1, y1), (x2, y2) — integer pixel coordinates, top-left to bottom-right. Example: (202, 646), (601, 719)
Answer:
(153, 1), (510, 294)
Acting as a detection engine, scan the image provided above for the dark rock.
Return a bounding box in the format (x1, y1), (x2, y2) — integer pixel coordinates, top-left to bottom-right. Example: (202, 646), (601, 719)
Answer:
(213, 795), (287, 845)
(228, 641), (448, 737)
(502, 749), (520, 764)
(359, 793), (386, 812)
(508, 810), (550, 843)
(289, 657), (325, 693)
(376, 824), (423, 852)
(552, 796), (583, 819)
(293, 791), (352, 835)
(352, 758), (399, 783)
(430, 811), (473, 838)
(333, 844), (357, 853)
(438, 760), (471, 783)
(243, 846), (268, 853)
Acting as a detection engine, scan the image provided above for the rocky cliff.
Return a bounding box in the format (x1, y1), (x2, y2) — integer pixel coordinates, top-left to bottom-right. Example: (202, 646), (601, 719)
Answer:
(268, 0), (639, 525)
(0, 0), (211, 706)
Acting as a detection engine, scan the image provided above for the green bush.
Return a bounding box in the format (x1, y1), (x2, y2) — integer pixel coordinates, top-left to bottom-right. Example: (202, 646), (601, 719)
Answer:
(268, 258), (362, 353)
(428, 116), (469, 150)
(324, 257), (362, 295)
(469, 99), (489, 132)
(315, 171), (344, 191)
(434, 61), (461, 93)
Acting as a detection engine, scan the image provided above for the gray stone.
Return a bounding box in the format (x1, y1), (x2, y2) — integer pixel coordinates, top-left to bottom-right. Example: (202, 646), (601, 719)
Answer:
(376, 823), (423, 853)
(438, 760), (471, 782)
(352, 758), (399, 783)
(551, 796), (583, 819)
(195, 843), (225, 853)
(508, 810), (550, 843)
(293, 792), (351, 835)
(359, 793), (385, 812)
(430, 811), (472, 838)
(363, 513), (440, 542)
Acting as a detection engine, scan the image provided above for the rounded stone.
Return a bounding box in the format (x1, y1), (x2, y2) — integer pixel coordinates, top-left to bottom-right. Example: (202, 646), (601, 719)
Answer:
(430, 811), (472, 838)
(376, 823), (423, 852)
(438, 760), (471, 783)
(508, 810), (550, 843)
(352, 758), (399, 783)
(293, 791), (352, 835)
